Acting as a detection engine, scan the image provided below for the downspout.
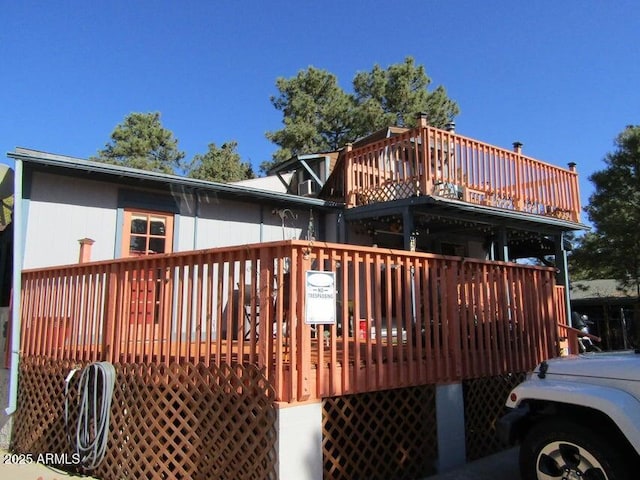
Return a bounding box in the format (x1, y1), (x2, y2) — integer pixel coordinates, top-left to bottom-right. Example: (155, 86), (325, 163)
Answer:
(6, 159), (23, 415)
(260, 205), (264, 242)
(193, 189), (200, 250)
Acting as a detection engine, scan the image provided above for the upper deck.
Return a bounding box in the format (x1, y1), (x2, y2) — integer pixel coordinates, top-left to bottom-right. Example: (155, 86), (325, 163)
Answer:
(323, 116), (580, 224)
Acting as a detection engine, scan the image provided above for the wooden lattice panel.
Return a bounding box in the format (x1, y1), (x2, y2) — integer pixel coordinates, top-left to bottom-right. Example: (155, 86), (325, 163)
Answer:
(358, 180), (417, 205)
(463, 372), (526, 461)
(12, 358), (278, 480)
(11, 357), (85, 460)
(322, 386), (437, 480)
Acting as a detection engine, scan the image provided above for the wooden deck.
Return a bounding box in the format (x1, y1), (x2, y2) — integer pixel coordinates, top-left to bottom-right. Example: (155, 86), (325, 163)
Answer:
(322, 116), (581, 223)
(20, 240), (565, 403)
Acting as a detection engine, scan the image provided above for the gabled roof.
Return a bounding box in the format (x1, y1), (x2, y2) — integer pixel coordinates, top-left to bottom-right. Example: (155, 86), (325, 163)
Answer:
(8, 148), (343, 210)
(267, 152), (339, 176)
(352, 126), (410, 148)
(232, 172), (294, 193)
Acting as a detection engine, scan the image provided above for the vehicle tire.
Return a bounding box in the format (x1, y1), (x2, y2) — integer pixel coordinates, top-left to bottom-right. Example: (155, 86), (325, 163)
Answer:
(519, 417), (631, 480)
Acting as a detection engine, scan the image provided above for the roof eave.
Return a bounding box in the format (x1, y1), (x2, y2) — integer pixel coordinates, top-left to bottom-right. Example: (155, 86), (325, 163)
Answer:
(9, 148), (343, 210)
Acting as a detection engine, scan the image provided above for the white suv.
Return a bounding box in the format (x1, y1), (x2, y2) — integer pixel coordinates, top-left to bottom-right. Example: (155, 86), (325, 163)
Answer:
(498, 351), (640, 480)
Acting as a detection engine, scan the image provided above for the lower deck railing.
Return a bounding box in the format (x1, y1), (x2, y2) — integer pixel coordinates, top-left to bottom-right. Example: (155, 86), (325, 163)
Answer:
(20, 240), (565, 403)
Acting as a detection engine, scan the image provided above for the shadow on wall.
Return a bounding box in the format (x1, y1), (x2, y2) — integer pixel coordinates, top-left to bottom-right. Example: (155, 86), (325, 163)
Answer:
(0, 306), (12, 448)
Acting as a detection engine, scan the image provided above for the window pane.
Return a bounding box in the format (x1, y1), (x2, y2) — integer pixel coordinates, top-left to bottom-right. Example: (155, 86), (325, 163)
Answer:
(131, 216), (148, 234)
(129, 235), (147, 253)
(150, 218), (166, 235)
(148, 238), (165, 254)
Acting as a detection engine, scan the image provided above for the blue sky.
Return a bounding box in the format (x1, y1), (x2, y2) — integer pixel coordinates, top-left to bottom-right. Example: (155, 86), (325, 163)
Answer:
(2, 1), (638, 218)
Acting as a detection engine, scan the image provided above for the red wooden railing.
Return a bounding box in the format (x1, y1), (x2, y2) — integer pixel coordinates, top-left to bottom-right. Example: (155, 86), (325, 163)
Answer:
(345, 120), (581, 222)
(20, 241), (565, 403)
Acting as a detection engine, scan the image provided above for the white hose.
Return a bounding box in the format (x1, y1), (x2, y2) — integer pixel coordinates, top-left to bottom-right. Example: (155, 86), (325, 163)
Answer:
(65, 362), (116, 470)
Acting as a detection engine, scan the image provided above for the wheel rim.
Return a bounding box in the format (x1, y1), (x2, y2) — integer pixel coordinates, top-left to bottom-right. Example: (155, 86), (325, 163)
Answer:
(536, 441), (608, 480)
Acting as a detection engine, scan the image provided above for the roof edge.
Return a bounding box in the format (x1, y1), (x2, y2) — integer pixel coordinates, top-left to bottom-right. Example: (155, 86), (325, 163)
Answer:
(9, 147), (343, 209)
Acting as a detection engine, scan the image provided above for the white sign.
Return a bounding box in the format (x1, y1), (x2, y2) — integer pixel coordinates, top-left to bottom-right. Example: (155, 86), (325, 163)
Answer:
(305, 270), (336, 325)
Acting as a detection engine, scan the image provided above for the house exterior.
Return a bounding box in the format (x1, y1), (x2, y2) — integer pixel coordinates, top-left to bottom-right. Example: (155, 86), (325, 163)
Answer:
(4, 117), (587, 480)
(570, 279), (638, 350)
(11, 148), (341, 269)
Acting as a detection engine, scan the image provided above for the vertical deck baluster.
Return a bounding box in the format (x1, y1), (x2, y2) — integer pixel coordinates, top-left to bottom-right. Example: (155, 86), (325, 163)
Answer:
(184, 256), (195, 364)
(472, 262), (486, 377)
(85, 267), (98, 362)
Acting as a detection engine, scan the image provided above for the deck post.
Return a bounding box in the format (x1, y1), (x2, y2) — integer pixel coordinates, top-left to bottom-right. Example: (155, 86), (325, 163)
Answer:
(344, 143), (354, 207)
(416, 113), (432, 197)
(297, 246), (312, 401)
(435, 382), (466, 472)
(567, 162), (580, 222)
(512, 142), (525, 211)
(102, 264), (119, 363)
(496, 227), (509, 262)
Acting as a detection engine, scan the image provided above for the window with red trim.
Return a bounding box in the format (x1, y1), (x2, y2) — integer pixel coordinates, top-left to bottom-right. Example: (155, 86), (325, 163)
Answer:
(122, 209), (174, 325)
(122, 210), (174, 257)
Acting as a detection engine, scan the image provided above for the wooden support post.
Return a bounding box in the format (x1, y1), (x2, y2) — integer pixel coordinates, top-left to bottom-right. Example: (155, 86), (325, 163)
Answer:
(554, 233), (572, 327)
(568, 162), (581, 222)
(416, 113), (432, 197)
(417, 112), (428, 128)
(512, 142), (525, 211)
(402, 208), (415, 251)
(344, 143), (354, 207)
(298, 247), (312, 402)
(102, 265), (119, 363)
(496, 228), (509, 262)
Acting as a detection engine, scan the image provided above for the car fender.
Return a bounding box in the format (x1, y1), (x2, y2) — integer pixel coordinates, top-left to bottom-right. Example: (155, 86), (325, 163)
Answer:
(507, 379), (640, 455)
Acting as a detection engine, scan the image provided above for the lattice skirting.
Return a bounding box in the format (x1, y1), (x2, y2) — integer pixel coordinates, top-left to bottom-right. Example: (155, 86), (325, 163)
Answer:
(322, 385), (437, 480)
(11, 357), (278, 480)
(463, 372), (526, 461)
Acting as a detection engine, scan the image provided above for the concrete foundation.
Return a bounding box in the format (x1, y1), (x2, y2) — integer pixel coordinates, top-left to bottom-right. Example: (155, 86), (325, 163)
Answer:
(277, 402), (323, 480)
(435, 382), (466, 472)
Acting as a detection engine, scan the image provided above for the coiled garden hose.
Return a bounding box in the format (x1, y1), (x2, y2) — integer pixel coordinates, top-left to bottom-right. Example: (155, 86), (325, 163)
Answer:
(64, 361), (116, 470)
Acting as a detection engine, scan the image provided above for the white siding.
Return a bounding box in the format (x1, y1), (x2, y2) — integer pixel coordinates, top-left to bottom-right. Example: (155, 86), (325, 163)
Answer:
(24, 172), (118, 268)
(23, 171), (324, 269)
(195, 198), (262, 248)
(176, 208), (196, 251)
(194, 200), (310, 247)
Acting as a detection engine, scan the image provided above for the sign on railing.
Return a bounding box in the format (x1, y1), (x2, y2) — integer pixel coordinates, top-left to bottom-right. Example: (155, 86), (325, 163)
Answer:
(305, 270), (336, 325)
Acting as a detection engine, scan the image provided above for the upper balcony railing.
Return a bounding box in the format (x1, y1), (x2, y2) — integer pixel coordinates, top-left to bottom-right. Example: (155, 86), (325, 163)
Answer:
(345, 117), (581, 222)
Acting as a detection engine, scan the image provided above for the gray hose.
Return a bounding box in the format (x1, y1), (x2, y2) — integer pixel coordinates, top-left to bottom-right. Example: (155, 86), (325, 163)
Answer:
(65, 362), (116, 470)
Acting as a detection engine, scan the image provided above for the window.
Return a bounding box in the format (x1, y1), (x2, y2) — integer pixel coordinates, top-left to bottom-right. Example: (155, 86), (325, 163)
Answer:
(122, 209), (174, 257)
(441, 243), (465, 257)
(121, 209), (174, 326)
